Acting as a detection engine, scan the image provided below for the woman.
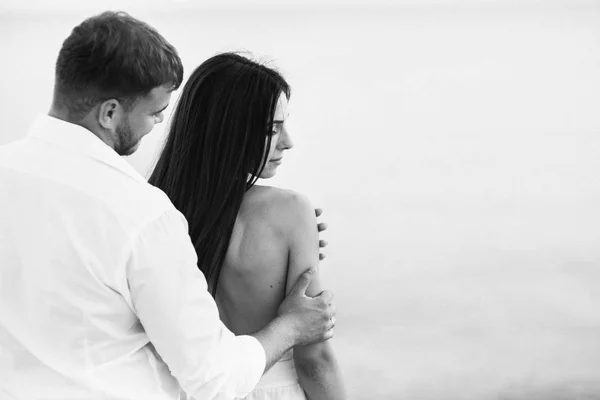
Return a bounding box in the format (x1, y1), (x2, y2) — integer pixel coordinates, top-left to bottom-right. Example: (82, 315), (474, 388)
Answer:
(149, 53), (346, 400)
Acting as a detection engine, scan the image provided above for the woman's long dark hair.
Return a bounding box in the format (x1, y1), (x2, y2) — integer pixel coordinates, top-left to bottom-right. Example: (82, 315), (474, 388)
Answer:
(149, 53), (291, 297)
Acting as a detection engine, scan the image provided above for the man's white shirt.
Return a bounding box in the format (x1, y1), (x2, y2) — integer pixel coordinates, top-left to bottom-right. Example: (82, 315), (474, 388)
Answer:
(0, 115), (265, 400)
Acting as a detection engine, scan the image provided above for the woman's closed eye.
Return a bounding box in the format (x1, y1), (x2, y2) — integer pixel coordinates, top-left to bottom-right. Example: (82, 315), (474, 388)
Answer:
(272, 121), (284, 135)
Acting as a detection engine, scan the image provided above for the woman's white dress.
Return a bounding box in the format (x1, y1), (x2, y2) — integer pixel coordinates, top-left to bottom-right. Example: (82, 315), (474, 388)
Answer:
(243, 350), (307, 400)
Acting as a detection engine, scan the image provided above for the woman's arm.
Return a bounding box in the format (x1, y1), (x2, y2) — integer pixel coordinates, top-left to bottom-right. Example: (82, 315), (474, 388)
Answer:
(282, 191), (347, 400)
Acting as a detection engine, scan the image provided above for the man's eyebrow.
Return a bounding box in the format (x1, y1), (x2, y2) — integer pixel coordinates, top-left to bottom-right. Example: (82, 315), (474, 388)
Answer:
(155, 104), (169, 113)
(273, 120), (284, 124)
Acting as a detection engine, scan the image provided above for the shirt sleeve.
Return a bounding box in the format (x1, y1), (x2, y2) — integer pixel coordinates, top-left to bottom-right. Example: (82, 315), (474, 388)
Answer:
(125, 208), (265, 399)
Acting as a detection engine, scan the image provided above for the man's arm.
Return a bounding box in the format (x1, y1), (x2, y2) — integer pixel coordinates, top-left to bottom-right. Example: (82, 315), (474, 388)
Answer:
(126, 208), (335, 399)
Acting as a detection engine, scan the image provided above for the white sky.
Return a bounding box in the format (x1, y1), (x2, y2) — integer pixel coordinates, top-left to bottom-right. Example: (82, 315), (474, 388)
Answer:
(0, 0), (595, 14)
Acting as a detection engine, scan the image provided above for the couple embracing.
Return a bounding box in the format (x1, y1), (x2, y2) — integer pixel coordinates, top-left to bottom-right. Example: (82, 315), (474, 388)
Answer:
(0, 10), (346, 400)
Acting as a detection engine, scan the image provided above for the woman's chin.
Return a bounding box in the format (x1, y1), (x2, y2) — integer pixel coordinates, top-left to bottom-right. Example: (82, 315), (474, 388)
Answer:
(259, 168), (277, 180)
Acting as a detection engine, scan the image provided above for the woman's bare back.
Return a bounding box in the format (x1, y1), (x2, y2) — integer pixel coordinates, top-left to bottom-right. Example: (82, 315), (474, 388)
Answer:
(215, 185), (296, 335)
(215, 184), (346, 399)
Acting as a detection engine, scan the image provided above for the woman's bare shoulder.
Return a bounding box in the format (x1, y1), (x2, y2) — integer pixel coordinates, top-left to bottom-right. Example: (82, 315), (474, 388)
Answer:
(242, 185), (314, 230)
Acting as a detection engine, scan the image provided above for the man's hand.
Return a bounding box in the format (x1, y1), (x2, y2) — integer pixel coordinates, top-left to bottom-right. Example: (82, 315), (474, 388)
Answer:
(315, 208), (328, 261)
(277, 268), (336, 346)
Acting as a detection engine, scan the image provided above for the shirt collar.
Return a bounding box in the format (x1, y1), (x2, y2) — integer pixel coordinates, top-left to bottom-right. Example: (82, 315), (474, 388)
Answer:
(27, 114), (146, 183)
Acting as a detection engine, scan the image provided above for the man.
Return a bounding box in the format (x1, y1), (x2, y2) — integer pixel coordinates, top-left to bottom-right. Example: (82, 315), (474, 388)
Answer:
(0, 11), (336, 400)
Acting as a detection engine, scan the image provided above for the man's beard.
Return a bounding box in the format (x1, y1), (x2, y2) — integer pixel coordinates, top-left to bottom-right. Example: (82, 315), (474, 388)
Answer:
(115, 119), (139, 156)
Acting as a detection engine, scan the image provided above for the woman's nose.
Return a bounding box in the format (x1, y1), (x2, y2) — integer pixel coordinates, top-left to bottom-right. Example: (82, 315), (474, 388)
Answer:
(279, 127), (294, 150)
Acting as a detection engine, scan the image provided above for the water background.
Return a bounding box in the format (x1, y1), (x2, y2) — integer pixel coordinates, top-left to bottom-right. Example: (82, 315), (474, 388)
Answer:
(1, 1), (600, 398)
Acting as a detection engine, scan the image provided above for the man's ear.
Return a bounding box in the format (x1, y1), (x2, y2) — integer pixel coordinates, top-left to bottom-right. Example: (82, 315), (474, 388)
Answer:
(98, 99), (121, 131)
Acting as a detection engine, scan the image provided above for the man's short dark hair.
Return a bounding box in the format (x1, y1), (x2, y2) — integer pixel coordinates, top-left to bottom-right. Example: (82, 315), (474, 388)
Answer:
(54, 11), (184, 120)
